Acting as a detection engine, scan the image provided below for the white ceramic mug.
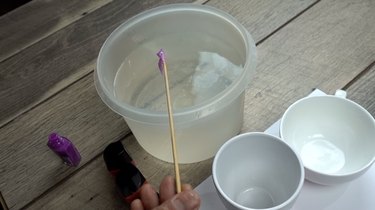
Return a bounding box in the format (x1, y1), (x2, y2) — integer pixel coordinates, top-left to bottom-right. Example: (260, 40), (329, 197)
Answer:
(280, 90), (375, 185)
(212, 132), (304, 210)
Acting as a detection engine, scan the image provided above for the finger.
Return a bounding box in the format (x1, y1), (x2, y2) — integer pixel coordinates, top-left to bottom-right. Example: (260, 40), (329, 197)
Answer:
(182, 184), (193, 191)
(140, 183), (159, 210)
(154, 190), (201, 210)
(159, 176), (175, 203)
(130, 199), (144, 210)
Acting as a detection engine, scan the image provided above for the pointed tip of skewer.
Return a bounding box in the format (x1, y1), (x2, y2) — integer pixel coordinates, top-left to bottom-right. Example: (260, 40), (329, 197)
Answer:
(157, 49), (165, 60)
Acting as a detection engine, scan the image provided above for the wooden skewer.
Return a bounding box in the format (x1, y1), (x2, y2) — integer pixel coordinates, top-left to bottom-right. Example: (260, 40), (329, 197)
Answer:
(160, 58), (182, 193)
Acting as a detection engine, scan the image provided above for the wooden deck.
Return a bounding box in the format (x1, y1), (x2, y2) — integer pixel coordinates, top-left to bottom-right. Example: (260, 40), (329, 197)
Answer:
(0, 0), (374, 209)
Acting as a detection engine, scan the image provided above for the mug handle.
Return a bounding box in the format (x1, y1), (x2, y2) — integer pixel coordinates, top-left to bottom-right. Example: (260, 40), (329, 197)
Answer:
(335, 89), (347, 98)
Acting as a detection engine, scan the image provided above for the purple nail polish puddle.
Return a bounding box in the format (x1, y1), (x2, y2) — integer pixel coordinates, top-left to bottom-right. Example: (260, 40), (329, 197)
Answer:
(47, 132), (81, 166)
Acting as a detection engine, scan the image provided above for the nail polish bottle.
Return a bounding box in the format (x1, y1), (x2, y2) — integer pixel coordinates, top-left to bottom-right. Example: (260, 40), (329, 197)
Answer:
(47, 132), (81, 167)
(103, 141), (146, 203)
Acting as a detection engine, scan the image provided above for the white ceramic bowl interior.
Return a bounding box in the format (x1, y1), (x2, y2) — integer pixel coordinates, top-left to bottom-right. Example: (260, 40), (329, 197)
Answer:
(280, 95), (375, 185)
(213, 132), (304, 210)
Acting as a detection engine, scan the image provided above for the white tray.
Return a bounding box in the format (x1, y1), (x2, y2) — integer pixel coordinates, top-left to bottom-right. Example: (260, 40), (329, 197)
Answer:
(195, 89), (375, 210)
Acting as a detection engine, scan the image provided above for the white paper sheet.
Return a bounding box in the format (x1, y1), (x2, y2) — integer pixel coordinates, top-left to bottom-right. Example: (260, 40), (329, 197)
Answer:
(195, 89), (375, 210)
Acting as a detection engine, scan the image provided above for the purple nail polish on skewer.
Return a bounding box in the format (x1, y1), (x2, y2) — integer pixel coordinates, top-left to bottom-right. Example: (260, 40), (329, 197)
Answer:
(157, 49), (165, 73)
(47, 132), (81, 167)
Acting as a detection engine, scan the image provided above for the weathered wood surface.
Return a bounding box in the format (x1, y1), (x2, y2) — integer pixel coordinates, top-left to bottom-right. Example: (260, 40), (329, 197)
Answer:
(0, 0), (374, 209)
(25, 135), (212, 210)
(0, 0), (112, 62)
(0, 75), (129, 209)
(345, 63), (375, 117)
(20, 0), (322, 209)
(0, 1), (197, 209)
(241, 0), (375, 133)
(3, 0), (324, 209)
(0, 0), (193, 128)
(207, 0), (319, 43)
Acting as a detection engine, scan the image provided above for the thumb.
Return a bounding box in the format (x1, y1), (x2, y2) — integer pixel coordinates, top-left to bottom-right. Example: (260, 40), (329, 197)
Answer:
(154, 190), (200, 210)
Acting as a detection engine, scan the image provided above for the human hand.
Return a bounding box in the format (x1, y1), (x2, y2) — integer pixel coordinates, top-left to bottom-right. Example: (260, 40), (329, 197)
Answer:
(130, 176), (200, 210)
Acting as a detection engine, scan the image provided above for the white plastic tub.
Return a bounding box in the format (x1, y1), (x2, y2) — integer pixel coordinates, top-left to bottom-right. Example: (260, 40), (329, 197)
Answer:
(95, 4), (256, 163)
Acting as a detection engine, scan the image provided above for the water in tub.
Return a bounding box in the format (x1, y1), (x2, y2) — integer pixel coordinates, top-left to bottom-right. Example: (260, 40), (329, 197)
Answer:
(113, 34), (243, 162)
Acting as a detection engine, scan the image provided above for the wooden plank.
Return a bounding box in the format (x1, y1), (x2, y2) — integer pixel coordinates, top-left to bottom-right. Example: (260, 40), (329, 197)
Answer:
(0, 0), (112, 62)
(0, 75), (129, 210)
(0, 0), (193, 128)
(22, 142), (127, 210)
(0, 1), (198, 209)
(27, 65), (375, 210)
(28, 58), (375, 210)
(21, 0), (320, 209)
(0, 0), (129, 127)
(24, 135), (212, 210)
(345, 63), (375, 117)
(207, 0), (318, 42)
(241, 0), (375, 133)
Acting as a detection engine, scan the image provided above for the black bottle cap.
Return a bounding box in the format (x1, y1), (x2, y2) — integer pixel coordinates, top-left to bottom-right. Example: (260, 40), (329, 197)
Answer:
(103, 141), (133, 171)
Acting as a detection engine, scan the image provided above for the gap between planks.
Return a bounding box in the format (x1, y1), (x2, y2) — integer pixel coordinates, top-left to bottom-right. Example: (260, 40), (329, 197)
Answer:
(343, 60), (375, 90)
(0, 0), (113, 63)
(256, 0), (321, 46)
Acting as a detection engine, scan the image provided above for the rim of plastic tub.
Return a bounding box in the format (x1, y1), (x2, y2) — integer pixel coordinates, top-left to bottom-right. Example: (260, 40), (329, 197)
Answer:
(95, 3), (256, 124)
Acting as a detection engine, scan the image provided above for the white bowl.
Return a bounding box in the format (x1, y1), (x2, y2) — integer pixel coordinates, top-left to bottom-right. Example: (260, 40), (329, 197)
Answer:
(213, 132), (304, 210)
(280, 92), (375, 185)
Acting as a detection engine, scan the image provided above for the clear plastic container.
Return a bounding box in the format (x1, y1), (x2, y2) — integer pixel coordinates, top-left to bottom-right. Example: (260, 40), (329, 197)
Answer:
(95, 4), (256, 163)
